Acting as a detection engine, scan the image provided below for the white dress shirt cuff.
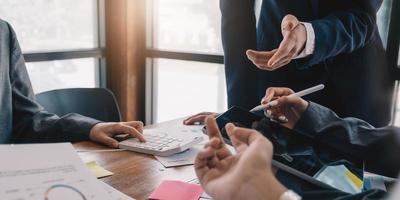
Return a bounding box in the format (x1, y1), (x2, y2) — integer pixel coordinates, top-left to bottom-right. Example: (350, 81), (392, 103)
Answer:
(295, 22), (315, 59)
(279, 190), (302, 200)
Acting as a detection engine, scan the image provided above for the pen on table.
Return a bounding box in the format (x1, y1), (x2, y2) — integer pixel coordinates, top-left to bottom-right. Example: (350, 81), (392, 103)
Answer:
(250, 84), (325, 112)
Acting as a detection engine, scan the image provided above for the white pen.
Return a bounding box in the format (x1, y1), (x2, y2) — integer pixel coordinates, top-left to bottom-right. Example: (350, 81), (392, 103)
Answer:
(250, 84), (325, 112)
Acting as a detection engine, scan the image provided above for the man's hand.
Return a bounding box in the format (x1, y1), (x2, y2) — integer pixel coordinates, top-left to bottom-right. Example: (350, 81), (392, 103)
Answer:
(262, 87), (309, 129)
(246, 14), (307, 71)
(195, 117), (286, 200)
(89, 121), (145, 148)
(183, 112), (219, 125)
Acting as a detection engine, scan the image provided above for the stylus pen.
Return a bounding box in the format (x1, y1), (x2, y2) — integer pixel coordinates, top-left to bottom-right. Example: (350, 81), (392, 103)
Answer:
(250, 84), (325, 112)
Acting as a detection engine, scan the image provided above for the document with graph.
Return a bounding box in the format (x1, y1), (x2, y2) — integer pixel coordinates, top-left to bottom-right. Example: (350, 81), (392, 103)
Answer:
(0, 143), (110, 200)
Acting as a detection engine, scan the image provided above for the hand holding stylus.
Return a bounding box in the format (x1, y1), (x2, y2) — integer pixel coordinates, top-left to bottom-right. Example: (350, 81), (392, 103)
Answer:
(250, 84), (324, 112)
(256, 86), (323, 129)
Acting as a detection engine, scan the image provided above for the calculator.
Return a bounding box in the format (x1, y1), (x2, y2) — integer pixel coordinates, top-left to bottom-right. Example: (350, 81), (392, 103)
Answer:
(118, 128), (204, 157)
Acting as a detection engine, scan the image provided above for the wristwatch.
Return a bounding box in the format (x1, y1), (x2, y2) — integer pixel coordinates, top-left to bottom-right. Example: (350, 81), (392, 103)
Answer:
(279, 190), (302, 200)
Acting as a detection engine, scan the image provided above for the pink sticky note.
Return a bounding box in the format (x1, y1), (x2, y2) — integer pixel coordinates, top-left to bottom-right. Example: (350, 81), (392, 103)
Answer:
(149, 180), (204, 200)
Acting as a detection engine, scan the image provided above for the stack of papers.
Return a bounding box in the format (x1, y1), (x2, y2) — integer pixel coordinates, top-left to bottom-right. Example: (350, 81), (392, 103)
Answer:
(102, 181), (136, 200)
(0, 143), (134, 200)
(155, 145), (203, 167)
(154, 134), (235, 168)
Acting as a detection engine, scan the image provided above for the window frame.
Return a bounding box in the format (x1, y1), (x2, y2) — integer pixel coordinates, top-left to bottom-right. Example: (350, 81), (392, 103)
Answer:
(145, 0), (224, 124)
(21, 0), (107, 89)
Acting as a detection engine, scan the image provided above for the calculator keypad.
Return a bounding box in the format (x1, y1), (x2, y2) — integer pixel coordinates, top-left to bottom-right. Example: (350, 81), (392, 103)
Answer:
(124, 133), (182, 151)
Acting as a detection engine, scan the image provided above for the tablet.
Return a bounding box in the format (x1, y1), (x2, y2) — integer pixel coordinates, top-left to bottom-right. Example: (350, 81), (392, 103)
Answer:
(213, 106), (365, 194)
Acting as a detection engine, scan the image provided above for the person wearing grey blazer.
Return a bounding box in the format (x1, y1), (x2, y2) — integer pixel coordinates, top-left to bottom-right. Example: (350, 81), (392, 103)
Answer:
(0, 19), (145, 147)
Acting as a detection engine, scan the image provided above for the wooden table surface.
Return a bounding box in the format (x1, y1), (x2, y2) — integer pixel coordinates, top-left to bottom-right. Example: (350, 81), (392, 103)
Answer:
(74, 119), (203, 200)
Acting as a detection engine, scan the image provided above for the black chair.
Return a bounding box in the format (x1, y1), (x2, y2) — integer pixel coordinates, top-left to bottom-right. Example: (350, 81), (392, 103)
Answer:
(35, 88), (121, 122)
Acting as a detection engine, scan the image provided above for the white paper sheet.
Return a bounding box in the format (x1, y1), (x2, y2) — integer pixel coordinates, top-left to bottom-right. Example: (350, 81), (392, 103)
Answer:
(155, 145), (202, 167)
(0, 143), (111, 200)
(364, 173), (390, 191)
(101, 181), (136, 200)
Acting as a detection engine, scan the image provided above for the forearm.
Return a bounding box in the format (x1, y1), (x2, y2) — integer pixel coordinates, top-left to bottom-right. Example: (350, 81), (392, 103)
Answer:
(295, 102), (400, 177)
(294, 101), (375, 138)
(300, 0), (380, 68)
(12, 112), (100, 143)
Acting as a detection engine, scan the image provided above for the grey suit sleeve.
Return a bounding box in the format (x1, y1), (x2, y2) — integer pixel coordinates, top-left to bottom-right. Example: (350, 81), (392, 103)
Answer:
(294, 102), (400, 177)
(7, 22), (101, 143)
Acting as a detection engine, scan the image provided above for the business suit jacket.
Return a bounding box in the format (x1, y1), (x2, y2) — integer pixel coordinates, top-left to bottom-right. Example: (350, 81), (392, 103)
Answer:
(221, 0), (394, 127)
(255, 102), (400, 199)
(297, 102), (400, 199)
(0, 19), (100, 144)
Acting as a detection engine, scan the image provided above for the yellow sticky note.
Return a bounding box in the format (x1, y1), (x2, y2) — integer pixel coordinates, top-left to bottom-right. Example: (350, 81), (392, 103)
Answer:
(86, 161), (114, 179)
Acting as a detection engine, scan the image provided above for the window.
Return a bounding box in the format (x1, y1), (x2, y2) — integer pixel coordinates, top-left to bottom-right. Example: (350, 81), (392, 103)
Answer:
(26, 58), (97, 93)
(377, 0), (393, 47)
(152, 59), (226, 122)
(152, 0), (222, 54)
(0, 0), (105, 94)
(147, 0), (225, 123)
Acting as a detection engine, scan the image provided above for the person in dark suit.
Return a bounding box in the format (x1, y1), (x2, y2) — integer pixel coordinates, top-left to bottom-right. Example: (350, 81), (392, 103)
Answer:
(185, 0), (394, 127)
(0, 19), (145, 146)
(194, 87), (400, 200)
(235, 0), (394, 127)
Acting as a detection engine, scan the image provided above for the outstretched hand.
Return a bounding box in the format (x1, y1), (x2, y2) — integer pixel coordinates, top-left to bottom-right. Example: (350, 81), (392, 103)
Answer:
(247, 14), (307, 71)
(195, 117), (286, 200)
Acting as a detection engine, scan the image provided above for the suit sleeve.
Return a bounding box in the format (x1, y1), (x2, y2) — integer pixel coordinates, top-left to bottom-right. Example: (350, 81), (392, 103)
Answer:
(7, 23), (101, 143)
(294, 102), (400, 178)
(300, 0), (382, 68)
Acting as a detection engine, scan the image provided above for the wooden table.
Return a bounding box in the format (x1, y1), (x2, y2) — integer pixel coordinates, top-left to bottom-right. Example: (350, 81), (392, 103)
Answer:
(74, 119), (203, 200)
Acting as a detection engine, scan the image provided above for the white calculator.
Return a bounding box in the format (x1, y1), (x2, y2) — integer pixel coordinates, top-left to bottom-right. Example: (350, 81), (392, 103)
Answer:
(118, 127), (204, 157)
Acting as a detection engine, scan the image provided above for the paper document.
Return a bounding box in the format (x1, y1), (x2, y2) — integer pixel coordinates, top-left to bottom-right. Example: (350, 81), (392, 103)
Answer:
(86, 161), (114, 178)
(363, 172), (396, 191)
(0, 143), (110, 200)
(155, 145), (202, 167)
(101, 181), (135, 200)
(153, 130), (235, 168)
